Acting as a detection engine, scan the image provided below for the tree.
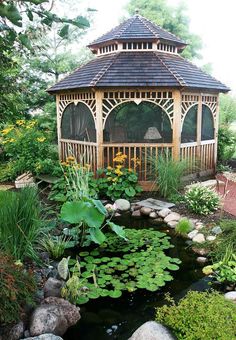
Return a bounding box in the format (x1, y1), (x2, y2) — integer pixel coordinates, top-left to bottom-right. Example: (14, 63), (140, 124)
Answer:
(219, 94), (236, 128)
(126, 0), (202, 60)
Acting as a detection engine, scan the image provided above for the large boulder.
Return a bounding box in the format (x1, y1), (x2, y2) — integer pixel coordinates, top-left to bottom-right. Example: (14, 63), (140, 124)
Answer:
(129, 321), (174, 340)
(24, 335), (63, 340)
(29, 297), (80, 336)
(43, 278), (64, 298)
(114, 199), (130, 212)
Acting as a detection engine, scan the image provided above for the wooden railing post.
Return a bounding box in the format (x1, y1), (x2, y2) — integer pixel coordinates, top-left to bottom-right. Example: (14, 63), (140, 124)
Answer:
(95, 90), (104, 169)
(197, 94), (202, 166)
(214, 94), (220, 172)
(172, 90), (182, 161)
(56, 94), (62, 159)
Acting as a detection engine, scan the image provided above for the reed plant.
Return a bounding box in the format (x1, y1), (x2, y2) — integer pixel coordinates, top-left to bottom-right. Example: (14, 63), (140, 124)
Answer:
(0, 187), (43, 261)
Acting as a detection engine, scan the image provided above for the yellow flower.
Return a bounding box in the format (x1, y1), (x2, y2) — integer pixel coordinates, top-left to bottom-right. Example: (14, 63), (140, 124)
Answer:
(107, 166), (113, 171)
(1, 127), (13, 135)
(8, 138), (15, 142)
(107, 177), (113, 181)
(116, 165), (122, 170)
(16, 120), (25, 126)
(66, 156), (75, 162)
(114, 169), (123, 176)
(61, 161), (67, 166)
(112, 178), (118, 182)
(36, 137), (46, 143)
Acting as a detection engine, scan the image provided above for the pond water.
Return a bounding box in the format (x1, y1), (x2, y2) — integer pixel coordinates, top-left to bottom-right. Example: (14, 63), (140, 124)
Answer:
(64, 214), (208, 340)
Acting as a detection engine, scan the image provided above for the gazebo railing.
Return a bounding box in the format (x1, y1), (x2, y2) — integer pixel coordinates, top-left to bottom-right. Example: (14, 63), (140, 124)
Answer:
(60, 139), (98, 173)
(102, 143), (173, 181)
(181, 140), (215, 174)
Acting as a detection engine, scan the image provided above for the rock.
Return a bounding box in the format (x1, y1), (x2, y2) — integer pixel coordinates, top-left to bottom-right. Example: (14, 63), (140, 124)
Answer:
(167, 221), (178, 229)
(224, 291), (236, 303)
(150, 218), (164, 225)
(114, 199), (130, 212)
(158, 208), (171, 218)
(164, 212), (181, 223)
(24, 335), (63, 340)
(43, 278), (64, 298)
(132, 209), (141, 217)
(192, 233), (205, 243)
(129, 321), (174, 340)
(29, 297), (80, 336)
(114, 212), (121, 217)
(187, 230), (199, 239)
(192, 247), (209, 256)
(195, 223), (204, 230)
(211, 226), (222, 235)
(149, 212), (158, 219)
(206, 235), (216, 242)
(140, 207), (152, 216)
(196, 256), (208, 264)
(8, 321), (25, 340)
(136, 198), (175, 210)
(186, 179), (225, 190)
(132, 204), (141, 211)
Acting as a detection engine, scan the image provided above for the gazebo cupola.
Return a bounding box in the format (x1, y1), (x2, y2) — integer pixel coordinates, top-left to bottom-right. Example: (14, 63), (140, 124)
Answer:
(48, 12), (229, 188)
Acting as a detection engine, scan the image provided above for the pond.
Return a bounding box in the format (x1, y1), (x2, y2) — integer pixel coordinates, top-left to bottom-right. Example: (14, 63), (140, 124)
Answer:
(64, 214), (207, 340)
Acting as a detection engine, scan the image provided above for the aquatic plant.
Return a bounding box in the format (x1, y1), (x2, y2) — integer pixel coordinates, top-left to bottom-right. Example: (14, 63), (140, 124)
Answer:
(61, 228), (181, 304)
(175, 218), (193, 235)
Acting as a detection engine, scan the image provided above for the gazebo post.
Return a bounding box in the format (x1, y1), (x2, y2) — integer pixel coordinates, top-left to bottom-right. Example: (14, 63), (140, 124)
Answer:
(214, 94), (220, 171)
(56, 94), (62, 159)
(95, 90), (104, 169)
(196, 93), (203, 161)
(172, 90), (182, 161)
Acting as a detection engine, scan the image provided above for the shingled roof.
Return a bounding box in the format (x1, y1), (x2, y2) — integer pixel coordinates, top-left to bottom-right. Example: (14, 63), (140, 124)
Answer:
(88, 14), (186, 47)
(48, 51), (229, 93)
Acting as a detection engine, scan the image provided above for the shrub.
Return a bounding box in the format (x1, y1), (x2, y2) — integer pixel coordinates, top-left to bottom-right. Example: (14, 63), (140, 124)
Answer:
(156, 291), (236, 340)
(175, 218), (193, 235)
(0, 187), (44, 261)
(217, 127), (236, 164)
(0, 251), (36, 325)
(185, 184), (220, 215)
(0, 119), (58, 179)
(211, 220), (236, 261)
(149, 154), (188, 199)
(97, 152), (142, 200)
(38, 234), (70, 259)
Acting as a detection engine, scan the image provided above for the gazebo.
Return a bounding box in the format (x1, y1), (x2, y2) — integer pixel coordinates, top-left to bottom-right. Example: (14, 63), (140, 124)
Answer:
(48, 12), (229, 189)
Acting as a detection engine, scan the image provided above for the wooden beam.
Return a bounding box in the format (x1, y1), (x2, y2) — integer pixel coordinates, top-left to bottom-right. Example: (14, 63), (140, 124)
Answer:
(172, 90), (181, 160)
(196, 93), (202, 160)
(56, 94), (61, 159)
(95, 90), (104, 168)
(214, 94), (220, 171)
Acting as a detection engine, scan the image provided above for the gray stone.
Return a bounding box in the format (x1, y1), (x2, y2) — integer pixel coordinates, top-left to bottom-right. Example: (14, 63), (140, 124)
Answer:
(136, 198), (175, 210)
(167, 221), (178, 228)
(206, 235), (216, 242)
(196, 256), (208, 264)
(24, 335), (63, 340)
(140, 207), (152, 216)
(224, 291), (236, 303)
(211, 226), (222, 235)
(132, 209), (141, 217)
(164, 212), (181, 223)
(149, 211), (158, 219)
(186, 179), (224, 190)
(129, 321), (174, 340)
(192, 233), (205, 243)
(187, 230), (199, 239)
(192, 247), (209, 256)
(44, 278), (64, 298)
(114, 212), (121, 217)
(195, 223), (204, 230)
(114, 199), (130, 212)
(8, 321), (25, 340)
(158, 208), (171, 218)
(29, 297), (80, 336)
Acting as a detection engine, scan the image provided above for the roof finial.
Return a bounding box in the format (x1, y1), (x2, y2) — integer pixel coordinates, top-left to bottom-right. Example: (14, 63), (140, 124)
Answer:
(135, 8), (139, 15)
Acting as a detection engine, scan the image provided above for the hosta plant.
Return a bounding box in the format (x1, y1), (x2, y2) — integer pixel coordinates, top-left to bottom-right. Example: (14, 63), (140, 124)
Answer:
(61, 228), (181, 304)
(185, 184), (220, 215)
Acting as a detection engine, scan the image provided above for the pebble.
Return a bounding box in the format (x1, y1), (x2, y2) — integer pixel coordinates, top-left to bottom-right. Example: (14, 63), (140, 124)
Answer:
(187, 230), (199, 239)
(192, 233), (205, 243)
(206, 235), (216, 242)
(149, 211), (158, 219)
(196, 256), (208, 264)
(211, 226), (222, 235)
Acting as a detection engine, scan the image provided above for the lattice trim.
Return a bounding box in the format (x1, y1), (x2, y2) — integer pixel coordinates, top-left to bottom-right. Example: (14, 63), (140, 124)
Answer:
(102, 91), (174, 128)
(202, 95), (218, 120)
(181, 94), (199, 124)
(58, 92), (96, 121)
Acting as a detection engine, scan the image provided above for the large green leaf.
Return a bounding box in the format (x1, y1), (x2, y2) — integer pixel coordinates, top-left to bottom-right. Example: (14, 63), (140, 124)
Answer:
(90, 228), (106, 245)
(18, 33), (32, 49)
(107, 221), (127, 240)
(59, 24), (69, 38)
(61, 201), (89, 224)
(92, 199), (107, 215)
(5, 3), (22, 27)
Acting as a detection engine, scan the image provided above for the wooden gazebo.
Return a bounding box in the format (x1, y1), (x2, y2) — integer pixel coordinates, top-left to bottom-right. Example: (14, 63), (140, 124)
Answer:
(48, 13), (229, 188)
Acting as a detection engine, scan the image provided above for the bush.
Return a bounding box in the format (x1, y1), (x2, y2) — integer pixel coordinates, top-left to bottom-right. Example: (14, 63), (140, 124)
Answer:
(0, 251), (36, 325)
(0, 187), (44, 261)
(97, 152), (142, 200)
(0, 119), (58, 179)
(185, 184), (220, 215)
(149, 154), (188, 199)
(156, 291), (236, 340)
(218, 127), (236, 164)
(211, 220), (236, 261)
(175, 218), (193, 235)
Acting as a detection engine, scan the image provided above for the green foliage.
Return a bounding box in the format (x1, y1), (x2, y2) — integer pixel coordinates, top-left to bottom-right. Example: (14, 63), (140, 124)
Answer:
(38, 234), (70, 260)
(0, 119), (58, 179)
(126, 0), (202, 60)
(175, 218), (193, 235)
(185, 184), (220, 215)
(0, 187), (43, 261)
(220, 94), (236, 127)
(155, 290), (236, 340)
(97, 152), (142, 201)
(211, 220), (236, 261)
(0, 251), (36, 325)
(61, 228), (181, 304)
(149, 154), (188, 199)
(217, 127), (236, 164)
